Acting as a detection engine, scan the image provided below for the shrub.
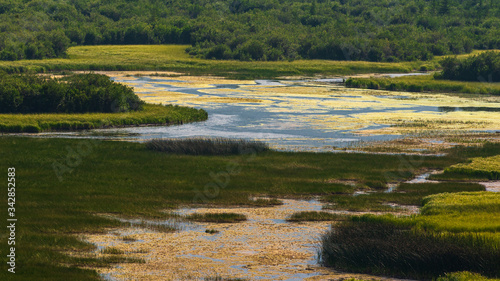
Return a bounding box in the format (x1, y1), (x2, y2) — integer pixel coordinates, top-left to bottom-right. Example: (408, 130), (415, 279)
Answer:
(438, 52), (500, 82)
(0, 72), (144, 113)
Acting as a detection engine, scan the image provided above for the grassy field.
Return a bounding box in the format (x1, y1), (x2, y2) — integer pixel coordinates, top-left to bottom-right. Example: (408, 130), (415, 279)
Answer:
(418, 192), (500, 232)
(345, 75), (500, 95)
(0, 104), (207, 133)
(0, 45), (438, 79)
(2, 137), (495, 280)
(441, 155), (500, 180)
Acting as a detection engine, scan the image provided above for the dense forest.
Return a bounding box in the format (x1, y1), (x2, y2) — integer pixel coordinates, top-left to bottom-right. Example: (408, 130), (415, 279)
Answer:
(437, 51), (500, 82)
(0, 0), (499, 62)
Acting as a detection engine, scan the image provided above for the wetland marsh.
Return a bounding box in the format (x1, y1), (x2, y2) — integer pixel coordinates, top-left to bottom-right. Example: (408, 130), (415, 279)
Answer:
(1, 0), (500, 279)
(33, 72), (500, 154)
(2, 71), (500, 281)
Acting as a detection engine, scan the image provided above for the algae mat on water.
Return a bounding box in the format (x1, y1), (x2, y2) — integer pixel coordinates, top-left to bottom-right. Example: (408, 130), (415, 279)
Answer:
(110, 73), (500, 139)
(81, 199), (408, 280)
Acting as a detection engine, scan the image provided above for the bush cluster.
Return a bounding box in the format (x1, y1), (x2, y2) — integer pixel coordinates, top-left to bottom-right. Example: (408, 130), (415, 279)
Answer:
(437, 51), (500, 82)
(0, 73), (143, 113)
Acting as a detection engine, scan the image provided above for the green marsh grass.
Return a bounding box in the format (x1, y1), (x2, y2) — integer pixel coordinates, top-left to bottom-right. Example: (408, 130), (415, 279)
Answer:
(0, 104), (208, 133)
(145, 137), (269, 155)
(418, 192), (500, 232)
(1, 137), (499, 280)
(321, 192), (500, 279)
(432, 147), (500, 181)
(442, 155), (500, 180)
(321, 216), (500, 279)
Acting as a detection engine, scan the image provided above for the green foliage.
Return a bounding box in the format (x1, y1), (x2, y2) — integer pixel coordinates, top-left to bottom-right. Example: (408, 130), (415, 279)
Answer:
(0, 72), (143, 113)
(437, 51), (500, 82)
(1, 0), (499, 62)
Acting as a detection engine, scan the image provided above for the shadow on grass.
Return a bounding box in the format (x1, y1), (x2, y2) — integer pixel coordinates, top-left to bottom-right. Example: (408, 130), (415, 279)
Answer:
(321, 216), (500, 279)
